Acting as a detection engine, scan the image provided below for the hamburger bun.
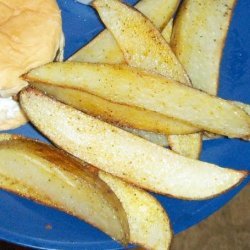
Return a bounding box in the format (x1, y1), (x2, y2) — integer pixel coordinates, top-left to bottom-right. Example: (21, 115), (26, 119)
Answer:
(0, 0), (63, 130)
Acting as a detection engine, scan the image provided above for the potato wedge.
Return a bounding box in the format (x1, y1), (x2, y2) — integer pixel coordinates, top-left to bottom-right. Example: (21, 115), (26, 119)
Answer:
(168, 133), (202, 159)
(20, 87), (247, 199)
(99, 171), (172, 250)
(69, 0), (180, 63)
(93, 0), (190, 85)
(25, 63), (250, 139)
(171, 0), (236, 95)
(0, 136), (129, 244)
(29, 80), (199, 135)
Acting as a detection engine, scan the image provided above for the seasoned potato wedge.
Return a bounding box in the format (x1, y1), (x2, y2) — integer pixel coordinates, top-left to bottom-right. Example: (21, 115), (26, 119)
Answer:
(99, 171), (172, 250)
(168, 133), (202, 159)
(171, 0), (236, 95)
(93, 0), (190, 85)
(0, 136), (129, 244)
(20, 88), (247, 200)
(25, 63), (250, 139)
(29, 80), (199, 136)
(69, 0), (180, 63)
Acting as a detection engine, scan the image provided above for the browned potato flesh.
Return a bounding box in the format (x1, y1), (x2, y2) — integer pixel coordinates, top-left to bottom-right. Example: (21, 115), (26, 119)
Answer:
(99, 171), (172, 250)
(69, 0), (180, 63)
(171, 0), (236, 95)
(29, 81), (199, 135)
(0, 136), (129, 244)
(25, 63), (250, 139)
(20, 88), (247, 200)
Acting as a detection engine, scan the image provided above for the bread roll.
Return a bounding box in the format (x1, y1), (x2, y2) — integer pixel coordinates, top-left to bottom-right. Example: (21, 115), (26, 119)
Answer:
(0, 0), (63, 130)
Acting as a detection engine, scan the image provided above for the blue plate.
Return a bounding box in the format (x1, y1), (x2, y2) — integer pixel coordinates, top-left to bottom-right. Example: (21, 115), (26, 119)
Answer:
(1, 0), (250, 249)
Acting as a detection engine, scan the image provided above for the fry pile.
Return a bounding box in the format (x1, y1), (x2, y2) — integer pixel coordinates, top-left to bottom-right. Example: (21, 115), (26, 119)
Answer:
(0, 0), (249, 249)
